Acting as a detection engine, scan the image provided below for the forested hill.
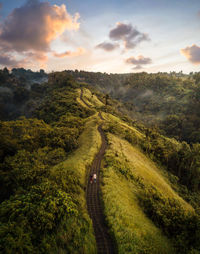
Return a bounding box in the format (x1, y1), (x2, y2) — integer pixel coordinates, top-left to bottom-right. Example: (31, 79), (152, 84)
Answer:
(0, 68), (47, 120)
(0, 69), (200, 253)
(67, 70), (200, 144)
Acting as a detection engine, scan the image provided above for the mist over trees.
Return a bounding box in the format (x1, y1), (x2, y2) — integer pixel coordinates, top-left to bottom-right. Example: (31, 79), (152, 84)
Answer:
(68, 70), (200, 144)
(0, 68), (48, 120)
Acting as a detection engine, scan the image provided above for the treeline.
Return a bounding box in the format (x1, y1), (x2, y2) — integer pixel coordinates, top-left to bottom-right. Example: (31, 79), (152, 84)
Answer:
(143, 128), (200, 192)
(117, 72), (200, 144)
(65, 69), (130, 94)
(67, 70), (200, 144)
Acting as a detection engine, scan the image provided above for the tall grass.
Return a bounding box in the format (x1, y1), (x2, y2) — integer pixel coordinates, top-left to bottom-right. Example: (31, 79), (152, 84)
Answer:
(82, 88), (104, 108)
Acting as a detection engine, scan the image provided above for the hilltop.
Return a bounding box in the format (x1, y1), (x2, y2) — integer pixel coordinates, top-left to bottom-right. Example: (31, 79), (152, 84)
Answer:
(0, 69), (200, 253)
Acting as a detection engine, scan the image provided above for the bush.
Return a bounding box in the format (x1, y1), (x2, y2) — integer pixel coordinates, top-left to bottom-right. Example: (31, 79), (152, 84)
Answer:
(0, 182), (77, 254)
(139, 185), (200, 253)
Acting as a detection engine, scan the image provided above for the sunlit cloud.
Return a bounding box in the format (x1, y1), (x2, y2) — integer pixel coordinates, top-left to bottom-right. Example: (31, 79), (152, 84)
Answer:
(0, 0), (80, 67)
(126, 55), (152, 69)
(96, 42), (119, 51)
(53, 47), (86, 58)
(181, 44), (200, 65)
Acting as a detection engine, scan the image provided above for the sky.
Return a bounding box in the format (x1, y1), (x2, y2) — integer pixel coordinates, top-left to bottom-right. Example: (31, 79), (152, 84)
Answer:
(0, 0), (199, 73)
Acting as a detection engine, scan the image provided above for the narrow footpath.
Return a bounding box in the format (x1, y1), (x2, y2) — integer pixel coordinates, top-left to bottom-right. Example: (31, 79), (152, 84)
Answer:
(86, 122), (115, 254)
(79, 89), (115, 253)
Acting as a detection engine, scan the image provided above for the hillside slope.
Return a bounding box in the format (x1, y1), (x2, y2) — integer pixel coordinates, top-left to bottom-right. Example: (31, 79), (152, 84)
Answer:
(0, 71), (200, 253)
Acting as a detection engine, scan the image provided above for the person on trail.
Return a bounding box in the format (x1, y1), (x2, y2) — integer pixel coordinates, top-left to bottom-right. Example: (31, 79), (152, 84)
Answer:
(90, 174), (93, 184)
(93, 173), (97, 183)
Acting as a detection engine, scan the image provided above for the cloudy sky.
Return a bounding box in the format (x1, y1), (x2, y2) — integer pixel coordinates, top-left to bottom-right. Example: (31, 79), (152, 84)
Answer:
(0, 0), (200, 73)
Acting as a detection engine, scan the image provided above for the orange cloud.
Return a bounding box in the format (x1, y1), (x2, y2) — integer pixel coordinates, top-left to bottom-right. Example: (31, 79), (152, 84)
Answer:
(0, 0), (80, 68)
(45, 4), (80, 44)
(53, 47), (85, 58)
(181, 44), (200, 65)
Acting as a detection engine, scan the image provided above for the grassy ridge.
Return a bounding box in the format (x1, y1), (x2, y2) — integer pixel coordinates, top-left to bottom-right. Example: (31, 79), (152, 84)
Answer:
(76, 88), (104, 109)
(50, 113), (102, 253)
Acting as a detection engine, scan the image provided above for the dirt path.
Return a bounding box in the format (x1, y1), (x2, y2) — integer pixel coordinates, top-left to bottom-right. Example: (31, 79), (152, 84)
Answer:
(79, 89), (115, 253)
(86, 124), (115, 254)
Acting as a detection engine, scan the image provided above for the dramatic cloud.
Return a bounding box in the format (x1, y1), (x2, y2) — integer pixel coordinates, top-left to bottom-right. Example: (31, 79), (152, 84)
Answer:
(96, 42), (119, 51)
(126, 55), (152, 69)
(109, 22), (149, 49)
(180, 44), (200, 65)
(0, 0), (80, 67)
(53, 47), (85, 58)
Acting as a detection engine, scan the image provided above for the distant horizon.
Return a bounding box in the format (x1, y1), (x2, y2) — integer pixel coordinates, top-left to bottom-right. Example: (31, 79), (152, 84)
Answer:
(0, 0), (200, 73)
(1, 66), (196, 75)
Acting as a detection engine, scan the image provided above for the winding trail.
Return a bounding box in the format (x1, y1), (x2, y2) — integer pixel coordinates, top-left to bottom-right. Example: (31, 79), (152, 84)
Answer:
(80, 88), (115, 253)
(87, 123), (115, 254)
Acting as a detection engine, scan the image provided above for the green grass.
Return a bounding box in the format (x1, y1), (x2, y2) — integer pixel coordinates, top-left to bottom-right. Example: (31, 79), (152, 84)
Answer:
(76, 89), (89, 109)
(83, 88), (104, 108)
(76, 88), (104, 108)
(102, 112), (145, 140)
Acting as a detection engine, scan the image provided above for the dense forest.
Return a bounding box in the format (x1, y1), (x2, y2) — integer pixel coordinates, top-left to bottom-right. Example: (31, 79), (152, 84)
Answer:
(0, 68), (200, 253)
